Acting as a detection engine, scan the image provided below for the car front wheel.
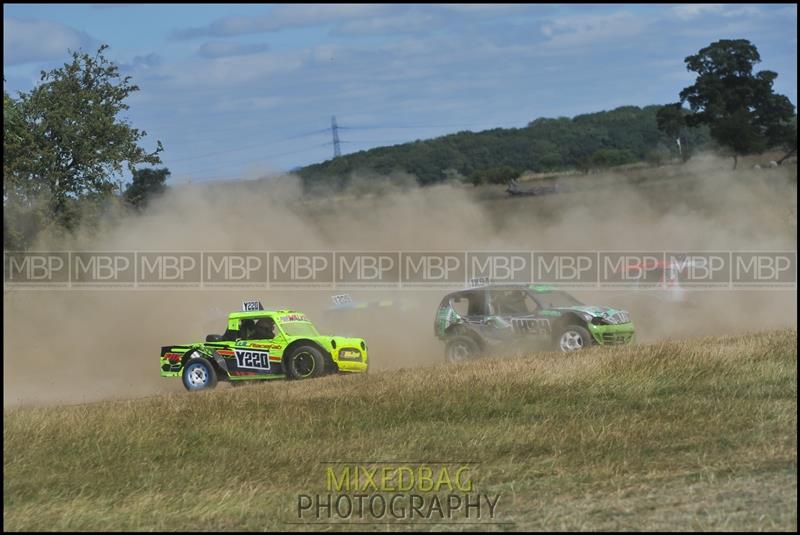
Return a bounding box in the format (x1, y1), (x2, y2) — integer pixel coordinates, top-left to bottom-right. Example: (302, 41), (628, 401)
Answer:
(556, 325), (593, 352)
(285, 345), (326, 380)
(444, 335), (481, 363)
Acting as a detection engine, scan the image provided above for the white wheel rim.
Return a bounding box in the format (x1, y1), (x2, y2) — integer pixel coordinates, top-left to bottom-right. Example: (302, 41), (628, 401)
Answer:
(559, 331), (584, 352)
(186, 362), (209, 387)
(448, 342), (471, 362)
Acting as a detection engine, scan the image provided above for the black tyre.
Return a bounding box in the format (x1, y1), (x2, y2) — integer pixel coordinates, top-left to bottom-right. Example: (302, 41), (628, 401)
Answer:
(284, 344), (326, 380)
(555, 325), (593, 352)
(182, 355), (218, 391)
(444, 335), (482, 363)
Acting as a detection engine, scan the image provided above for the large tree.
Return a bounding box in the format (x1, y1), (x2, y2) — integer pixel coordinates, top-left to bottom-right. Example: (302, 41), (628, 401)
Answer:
(124, 167), (170, 209)
(4, 44), (163, 248)
(679, 39), (796, 169)
(656, 103), (688, 161)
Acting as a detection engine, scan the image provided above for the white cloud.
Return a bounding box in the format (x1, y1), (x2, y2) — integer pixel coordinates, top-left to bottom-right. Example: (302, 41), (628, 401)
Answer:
(540, 11), (646, 50)
(215, 95), (282, 111)
(3, 17), (95, 66)
(672, 4), (725, 20)
(672, 4), (765, 20)
(173, 4), (395, 39)
(333, 11), (445, 36)
(162, 49), (306, 90)
(198, 41), (270, 59)
(121, 53), (162, 71)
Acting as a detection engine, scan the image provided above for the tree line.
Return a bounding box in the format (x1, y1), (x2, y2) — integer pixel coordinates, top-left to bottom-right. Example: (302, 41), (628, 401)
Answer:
(299, 39), (795, 189)
(298, 105), (712, 189)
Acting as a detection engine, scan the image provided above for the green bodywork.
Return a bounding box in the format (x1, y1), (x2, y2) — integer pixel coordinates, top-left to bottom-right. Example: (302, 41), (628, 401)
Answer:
(160, 309), (368, 381)
(435, 284), (635, 349)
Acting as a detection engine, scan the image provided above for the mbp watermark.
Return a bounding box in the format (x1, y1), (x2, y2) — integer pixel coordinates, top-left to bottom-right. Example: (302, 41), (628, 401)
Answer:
(289, 462), (507, 526)
(270, 252), (333, 288)
(664, 252), (730, 288)
(467, 252), (532, 285)
(335, 252), (400, 288)
(138, 252), (202, 287)
(3, 250), (796, 291)
(3, 252), (70, 287)
(72, 252), (136, 287)
(732, 252), (797, 288)
(533, 252), (597, 286)
(204, 252), (268, 287)
(599, 252), (665, 288)
(401, 253), (466, 287)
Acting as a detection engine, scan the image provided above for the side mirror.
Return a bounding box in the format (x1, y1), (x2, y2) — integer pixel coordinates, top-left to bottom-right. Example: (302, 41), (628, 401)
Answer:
(205, 334), (223, 342)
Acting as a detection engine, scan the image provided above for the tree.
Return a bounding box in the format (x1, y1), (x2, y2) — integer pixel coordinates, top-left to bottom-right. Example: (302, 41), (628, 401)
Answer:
(467, 165), (521, 186)
(777, 117), (797, 164)
(124, 167), (170, 209)
(656, 103), (687, 160)
(590, 148), (636, 169)
(679, 39), (796, 169)
(4, 44), (163, 248)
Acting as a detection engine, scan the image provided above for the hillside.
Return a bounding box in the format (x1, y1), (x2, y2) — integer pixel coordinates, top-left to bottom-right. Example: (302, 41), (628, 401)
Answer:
(4, 329), (796, 531)
(297, 105), (713, 190)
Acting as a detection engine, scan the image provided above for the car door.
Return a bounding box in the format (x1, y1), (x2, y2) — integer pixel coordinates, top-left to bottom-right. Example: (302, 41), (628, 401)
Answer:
(230, 318), (285, 377)
(488, 289), (552, 343)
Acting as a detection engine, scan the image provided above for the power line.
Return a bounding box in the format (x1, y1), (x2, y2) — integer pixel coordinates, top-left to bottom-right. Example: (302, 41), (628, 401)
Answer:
(176, 142), (332, 180)
(338, 121), (503, 131)
(161, 117), (509, 179)
(330, 115), (341, 158)
(164, 129), (332, 164)
(163, 126), (329, 148)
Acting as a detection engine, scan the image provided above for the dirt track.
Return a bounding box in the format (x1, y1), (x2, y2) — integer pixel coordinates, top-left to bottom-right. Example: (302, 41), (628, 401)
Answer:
(3, 155), (797, 407)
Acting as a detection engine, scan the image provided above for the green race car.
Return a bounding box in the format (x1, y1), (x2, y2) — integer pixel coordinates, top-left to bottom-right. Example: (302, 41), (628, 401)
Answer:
(435, 284), (635, 362)
(161, 301), (368, 391)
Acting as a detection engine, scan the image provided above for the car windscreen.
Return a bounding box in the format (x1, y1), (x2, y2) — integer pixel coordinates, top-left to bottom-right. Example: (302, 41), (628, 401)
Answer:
(533, 290), (583, 308)
(279, 321), (320, 337)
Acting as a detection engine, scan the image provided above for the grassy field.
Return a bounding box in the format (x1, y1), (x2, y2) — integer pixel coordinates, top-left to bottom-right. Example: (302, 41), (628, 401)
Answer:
(4, 329), (797, 531)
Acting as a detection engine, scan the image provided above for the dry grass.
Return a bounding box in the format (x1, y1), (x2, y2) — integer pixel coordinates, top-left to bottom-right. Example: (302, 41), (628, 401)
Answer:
(4, 329), (797, 531)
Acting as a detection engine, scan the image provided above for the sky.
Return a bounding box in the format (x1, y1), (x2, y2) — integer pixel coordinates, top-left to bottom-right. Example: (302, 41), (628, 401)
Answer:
(3, 3), (798, 185)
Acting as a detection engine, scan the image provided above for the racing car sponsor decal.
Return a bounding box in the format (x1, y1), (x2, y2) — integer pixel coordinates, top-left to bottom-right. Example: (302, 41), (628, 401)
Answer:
(250, 342), (283, 350)
(234, 348), (271, 371)
(280, 313), (307, 322)
(510, 317), (551, 335)
(338, 348), (362, 362)
(163, 352), (182, 362)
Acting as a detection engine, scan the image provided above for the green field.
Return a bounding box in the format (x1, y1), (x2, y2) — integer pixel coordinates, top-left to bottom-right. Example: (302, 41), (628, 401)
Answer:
(4, 329), (797, 531)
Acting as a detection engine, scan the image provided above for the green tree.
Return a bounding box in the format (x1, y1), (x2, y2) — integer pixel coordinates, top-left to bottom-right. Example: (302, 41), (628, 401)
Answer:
(656, 103), (687, 160)
(467, 165), (521, 186)
(590, 148), (636, 169)
(4, 44), (163, 248)
(124, 167), (170, 209)
(679, 39), (796, 169)
(777, 116), (796, 164)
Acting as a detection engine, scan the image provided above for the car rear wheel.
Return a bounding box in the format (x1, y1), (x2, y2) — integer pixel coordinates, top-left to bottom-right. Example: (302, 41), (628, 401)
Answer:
(556, 325), (592, 352)
(285, 345), (326, 380)
(445, 335), (481, 363)
(182, 355), (218, 391)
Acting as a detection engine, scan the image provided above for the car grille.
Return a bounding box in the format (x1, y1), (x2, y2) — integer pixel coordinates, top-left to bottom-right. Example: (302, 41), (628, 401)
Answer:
(601, 332), (634, 345)
(607, 311), (630, 324)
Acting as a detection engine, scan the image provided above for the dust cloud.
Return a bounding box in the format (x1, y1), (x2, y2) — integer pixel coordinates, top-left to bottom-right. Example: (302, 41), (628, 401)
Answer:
(3, 154), (797, 407)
